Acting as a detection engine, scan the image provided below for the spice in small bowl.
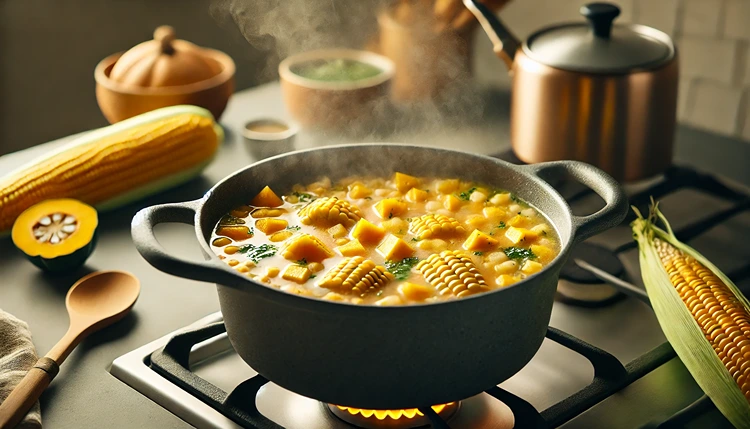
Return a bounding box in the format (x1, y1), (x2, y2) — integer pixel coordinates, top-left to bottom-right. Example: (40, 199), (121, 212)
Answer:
(242, 119), (298, 160)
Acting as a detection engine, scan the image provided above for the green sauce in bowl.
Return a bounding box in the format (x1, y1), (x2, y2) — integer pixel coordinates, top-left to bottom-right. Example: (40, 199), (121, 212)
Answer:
(291, 58), (383, 82)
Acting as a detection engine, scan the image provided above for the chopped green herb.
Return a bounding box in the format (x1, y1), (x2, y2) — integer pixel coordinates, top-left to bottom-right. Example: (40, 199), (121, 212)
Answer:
(364, 196), (373, 200)
(457, 187), (477, 201)
(296, 258), (308, 266)
(388, 211), (393, 219)
(510, 193), (529, 207)
(286, 225), (301, 231)
(309, 275), (316, 279)
(503, 247), (537, 261)
(411, 237), (422, 242)
(424, 189), (430, 192)
(498, 221), (506, 229)
(293, 191), (315, 203)
(397, 229), (404, 235)
(385, 257), (420, 281)
(238, 243), (278, 263)
(473, 251), (484, 256)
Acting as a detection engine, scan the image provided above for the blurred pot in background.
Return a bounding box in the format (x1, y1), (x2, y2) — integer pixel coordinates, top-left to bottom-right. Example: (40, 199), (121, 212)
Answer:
(95, 26), (235, 123)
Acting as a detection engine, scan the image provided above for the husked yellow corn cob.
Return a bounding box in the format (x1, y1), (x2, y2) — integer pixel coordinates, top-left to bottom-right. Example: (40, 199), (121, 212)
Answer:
(656, 238), (750, 400)
(317, 256), (394, 295)
(0, 106), (220, 232)
(409, 214), (466, 239)
(298, 197), (362, 228)
(416, 251), (490, 298)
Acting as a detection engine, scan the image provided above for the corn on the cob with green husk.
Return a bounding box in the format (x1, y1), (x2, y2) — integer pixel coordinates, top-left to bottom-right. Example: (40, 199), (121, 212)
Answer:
(317, 256), (394, 295)
(409, 214), (466, 239)
(633, 201), (750, 428)
(0, 105), (222, 233)
(298, 197), (362, 228)
(416, 250), (490, 297)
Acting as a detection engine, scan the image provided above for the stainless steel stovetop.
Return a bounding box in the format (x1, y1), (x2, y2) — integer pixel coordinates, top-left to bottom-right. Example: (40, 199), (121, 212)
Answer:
(110, 160), (749, 429)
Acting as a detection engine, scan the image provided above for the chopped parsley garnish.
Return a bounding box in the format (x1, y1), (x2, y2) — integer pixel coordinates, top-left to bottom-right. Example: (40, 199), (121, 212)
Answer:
(296, 258), (308, 266)
(411, 237), (422, 242)
(388, 211), (394, 219)
(497, 221), (506, 229)
(473, 251), (484, 256)
(457, 187), (477, 201)
(286, 225), (301, 231)
(293, 191), (315, 202)
(238, 243), (278, 263)
(503, 247), (537, 261)
(385, 257), (420, 281)
(309, 274), (316, 279)
(364, 196), (373, 200)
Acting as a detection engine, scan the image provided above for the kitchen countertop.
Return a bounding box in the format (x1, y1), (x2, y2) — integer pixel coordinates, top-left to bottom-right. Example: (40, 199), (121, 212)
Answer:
(0, 82), (748, 429)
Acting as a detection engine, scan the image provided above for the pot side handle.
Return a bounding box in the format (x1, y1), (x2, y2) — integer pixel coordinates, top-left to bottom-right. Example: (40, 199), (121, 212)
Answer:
(131, 200), (243, 287)
(525, 161), (629, 244)
(462, 0), (520, 70)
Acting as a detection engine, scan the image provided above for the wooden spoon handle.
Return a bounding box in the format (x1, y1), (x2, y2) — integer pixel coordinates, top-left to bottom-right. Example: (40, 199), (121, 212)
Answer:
(0, 358), (59, 429)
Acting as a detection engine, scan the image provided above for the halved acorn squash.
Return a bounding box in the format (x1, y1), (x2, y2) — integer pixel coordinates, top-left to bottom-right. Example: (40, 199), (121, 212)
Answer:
(11, 199), (98, 272)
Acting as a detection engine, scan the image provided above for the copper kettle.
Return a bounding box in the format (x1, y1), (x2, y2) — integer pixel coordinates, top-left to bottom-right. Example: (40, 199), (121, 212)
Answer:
(465, 1), (678, 182)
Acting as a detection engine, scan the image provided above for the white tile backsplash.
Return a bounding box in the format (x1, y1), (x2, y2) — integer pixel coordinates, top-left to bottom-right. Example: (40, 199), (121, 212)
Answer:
(483, 0), (750, 141)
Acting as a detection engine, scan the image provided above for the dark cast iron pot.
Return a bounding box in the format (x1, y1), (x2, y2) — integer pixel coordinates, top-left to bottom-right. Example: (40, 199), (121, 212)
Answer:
(131, 144), (627, 409)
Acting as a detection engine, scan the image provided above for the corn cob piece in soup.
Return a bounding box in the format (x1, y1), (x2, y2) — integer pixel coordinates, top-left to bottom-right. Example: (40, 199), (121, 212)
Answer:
(210, 173), (560, 305)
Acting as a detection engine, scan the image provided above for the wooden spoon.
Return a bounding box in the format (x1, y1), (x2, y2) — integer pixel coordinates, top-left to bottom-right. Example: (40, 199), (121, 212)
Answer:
(0, 271), (140, 429)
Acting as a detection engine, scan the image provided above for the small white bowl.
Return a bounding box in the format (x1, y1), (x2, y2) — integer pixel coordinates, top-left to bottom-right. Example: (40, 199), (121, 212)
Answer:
(242, 118), (299, 160)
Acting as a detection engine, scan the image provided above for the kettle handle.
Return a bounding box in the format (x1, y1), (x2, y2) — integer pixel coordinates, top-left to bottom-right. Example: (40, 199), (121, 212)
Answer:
(462, 0), (520, 70)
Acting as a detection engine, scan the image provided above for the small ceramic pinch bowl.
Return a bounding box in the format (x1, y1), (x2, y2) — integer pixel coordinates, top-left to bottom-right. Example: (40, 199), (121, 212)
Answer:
(242, 118), (299, 160)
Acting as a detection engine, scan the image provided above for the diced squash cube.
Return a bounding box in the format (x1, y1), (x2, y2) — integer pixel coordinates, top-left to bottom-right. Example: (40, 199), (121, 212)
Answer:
(250, 186), (284, 207)
(251, 208), (286, 218)
(348, 185), (372, 199)
(281, 234), (333, 263)
(376, 235), (415, 261)
(443, 194), (462, 211)
(436, 179), (460, 194)
(465, 214), (488, 230)
(266, 267), (280, 278)
(505, 226), (538, 244)
(507, 214), (529, 227)
(335, 238), (349, 246)
(483, 207), (506, 221)
(351, 219), (386, 244)
(255, 218), (288, 235)
(394, 172), (421, 192)
(406, 187), (429, 203)
(337, 239), (367, 257)
(463, 229), (499, 252)
(282, 264), (311, 284)
(398, 282), (434, 302)
(216, 226), (254, 241)
(496, 274), (518, 287)
(374, 198), (408, 219)
(327, 224), (348, 239)
(269, 230), (294, 242)
(531, 244), (555, 261)
(381, 217), (409, 235)
(521, 260), (543, 275)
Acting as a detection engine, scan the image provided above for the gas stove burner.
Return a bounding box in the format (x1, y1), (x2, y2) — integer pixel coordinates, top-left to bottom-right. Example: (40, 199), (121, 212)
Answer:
(557, 242), (626, 307)
(328, 402), (460, 428)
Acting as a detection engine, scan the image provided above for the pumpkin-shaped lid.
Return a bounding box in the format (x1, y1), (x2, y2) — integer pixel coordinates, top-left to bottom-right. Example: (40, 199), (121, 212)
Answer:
(110, 26), (222, 87)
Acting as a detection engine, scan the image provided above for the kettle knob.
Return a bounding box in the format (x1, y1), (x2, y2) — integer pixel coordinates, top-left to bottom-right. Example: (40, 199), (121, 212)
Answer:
(580, 2), (620, 39)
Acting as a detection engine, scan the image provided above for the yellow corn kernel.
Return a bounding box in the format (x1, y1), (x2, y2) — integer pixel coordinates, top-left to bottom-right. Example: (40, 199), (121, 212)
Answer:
(281, 234), (333, 263)
(212, 237), (232, 247)
(282, 264), (312, 284)
(463, 229), (499, 252)
(244, 260), (256, 268)
(337, 239), (367, 257)
(393, 172), (421, 193)
(351, 219), (386, 244)
(327, 224), (348, 239)
(266, 267), (280, 278)
(236, 265), (251, 273)
(216, 226), (253, 241)
(436, 179), (460, 194)
(406, 188), (429, 203)
(416, 251), (490, 298)
(507, 214), (529, 227)
(307, 262), (324, 273)
(250, 186), (284, 207)
(505, 226), (538, 244)
(0, 111), (220, 233)
(224, 246), (240, 255)
(443, 194), (462, 211)
(348, 184), (372, 199)
(398, 282), (434, 302)
(255, 218), (288, 235)
(375, 296), (403, 306)
(496, 274), (518, 287)
(335, 238), (350, 246)
(374, 198), (408, 219)
(317, 256), (394, 295)
(381, 217), (409, 235)
(298, 197), (362, 228)
(521, 260), (543, 275)
(269, 230), (294, 242)
(531, 244), (555, 261)
(409, 214), (466, 240)
(251, 208), (286, 218)
(376, 234), (415, 261)
(227, 259), (239, 267)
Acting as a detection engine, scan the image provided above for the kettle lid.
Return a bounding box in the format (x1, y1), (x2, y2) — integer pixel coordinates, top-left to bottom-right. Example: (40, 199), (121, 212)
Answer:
(525, 2), (675, 73)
